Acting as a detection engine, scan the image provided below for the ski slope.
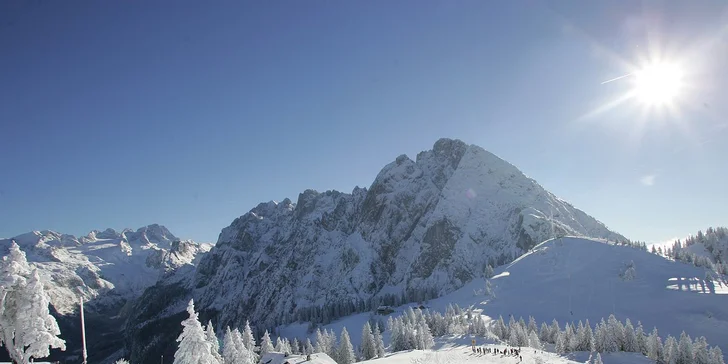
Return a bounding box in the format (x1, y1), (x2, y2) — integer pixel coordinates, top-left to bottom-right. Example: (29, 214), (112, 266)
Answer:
(366, 344), (650, 364)
(279, 237), (727, 362)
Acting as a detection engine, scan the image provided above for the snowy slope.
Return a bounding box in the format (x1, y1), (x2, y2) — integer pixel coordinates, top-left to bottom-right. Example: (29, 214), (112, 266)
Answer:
(276, 237), (727, 361)
(126, 138), (626, 363)
(366, 345), (650, 364)
(260, 352), (337, 364)
(481, 237), (728, 352)
(0, 224), (212, 314)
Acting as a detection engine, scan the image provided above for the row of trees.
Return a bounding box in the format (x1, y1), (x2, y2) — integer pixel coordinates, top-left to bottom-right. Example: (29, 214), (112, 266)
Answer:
(650, 227), (728, 275)
(0, 242), (66, 364)
(488, 313), (725, 364)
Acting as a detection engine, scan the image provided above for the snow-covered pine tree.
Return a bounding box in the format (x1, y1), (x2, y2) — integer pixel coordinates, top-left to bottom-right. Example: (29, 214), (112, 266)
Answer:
(360, 321), (376, 360)
(508, 316), (516, 340)
(623, 318), (638, 352)
(292, 337), (300, 355)
(592, 352), (603, 364)
(242, 320), (256, 351)
(337, 327), (356, 364)
(205, 320), (222, 362)
(606, 315), (623, 352)
(275, 336), (285, 352)
(529, 331), (542, 350)
(174, 299), (221, 364)
(539, 322), (550, 343)
(584, 319), (594, 352)
(259, 330), (274, 356)
(315, 327), (325, 353)
(550, 319), (561, 344)
(485, 264), (494, 278)
(0, 242), (35, 362)
(222, 327), (239, 364)
(635, 321), (648, 355)
(418, 320), (434, 350)
(373, 323), (385, 358)
(10, 268), (67, 363)
(115, 359), (130, 364)
(528, 316), (538, 335)
(664, 335), (678, 364)
(647, 327), (663, 361)
(565, 323), (577, 352)
(709, 346), (725, 364)
(677, 332), (693, 364)
(305, 338), (314, 355)
(593, 320), (606, 353)
(693, 336), (710, 364)
(485, 280), (493, 297)
(326, 329), (338, 357)
(555, 331), (567, 354)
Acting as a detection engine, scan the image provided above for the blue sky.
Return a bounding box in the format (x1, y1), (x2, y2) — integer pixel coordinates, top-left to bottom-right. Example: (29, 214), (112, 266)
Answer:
(1, 1), (726, 243)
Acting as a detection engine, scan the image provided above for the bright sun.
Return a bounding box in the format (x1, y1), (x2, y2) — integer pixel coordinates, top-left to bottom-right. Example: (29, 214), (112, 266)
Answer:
(632, 62), (684, 106)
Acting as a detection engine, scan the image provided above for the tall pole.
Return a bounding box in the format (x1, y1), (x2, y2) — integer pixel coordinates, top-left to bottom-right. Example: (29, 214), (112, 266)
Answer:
(80, 296), (88, 364)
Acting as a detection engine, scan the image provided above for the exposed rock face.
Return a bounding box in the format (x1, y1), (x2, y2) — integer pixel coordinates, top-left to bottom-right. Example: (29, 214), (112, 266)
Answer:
(126, 138), (625, 363)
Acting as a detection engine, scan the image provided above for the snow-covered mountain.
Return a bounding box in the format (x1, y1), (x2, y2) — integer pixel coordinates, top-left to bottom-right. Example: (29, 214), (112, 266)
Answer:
(126, 138), (626, 363)
(0, 224), (212, 314)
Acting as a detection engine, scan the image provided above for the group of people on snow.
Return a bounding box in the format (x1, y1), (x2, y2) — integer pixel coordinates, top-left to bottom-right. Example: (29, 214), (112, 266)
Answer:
(472, 346), (522, 361)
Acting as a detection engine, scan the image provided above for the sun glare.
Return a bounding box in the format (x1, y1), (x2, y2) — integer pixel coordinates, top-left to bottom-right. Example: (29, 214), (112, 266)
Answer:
(632, 62), (684, 106)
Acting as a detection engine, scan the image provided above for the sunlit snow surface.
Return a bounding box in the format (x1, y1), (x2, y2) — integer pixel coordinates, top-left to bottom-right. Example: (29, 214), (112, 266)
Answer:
(279, 237), (728, 361)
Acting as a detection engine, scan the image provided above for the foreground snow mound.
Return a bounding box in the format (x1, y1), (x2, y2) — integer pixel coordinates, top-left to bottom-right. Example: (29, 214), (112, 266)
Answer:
(260, 352), (337, 364)
(0, 224), (211, 314)
(484, 237), (728, 355)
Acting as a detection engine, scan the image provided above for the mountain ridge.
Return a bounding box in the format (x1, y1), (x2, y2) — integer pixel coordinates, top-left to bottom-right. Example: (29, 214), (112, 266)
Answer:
(126, 138), (627, 363)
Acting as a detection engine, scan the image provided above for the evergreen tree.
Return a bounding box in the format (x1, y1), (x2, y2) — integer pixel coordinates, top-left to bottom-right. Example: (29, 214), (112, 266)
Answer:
(485, 264), (494, 278)
(242, 320), (256, 351)
(592, 352), (603, 364)
(550, 319), (561, 344)
(647, 328), (663, 361)
(360, 322), (376, 360)
(528, 316), (538, 334)
(693, 336), (710, 364)
(623, 318), (638, 352)
(259, 330), (274, 356)
(373, 323), (386, 358)
(13, 269), (67, 363)
(677, 332), (693, 364)
(529, 331), (542, 350)
(337, 327), (356, 364)
(417, 320), (434, 350)
(292, 338), (300, 355)
(305, 338), (314, 355)
(1, 243), (67, 363)
(174, 299), (221, 364)
(584, 319), (595, 352)
(222, 327), (239, 364)
(635, 321), (648, 355)
(664, 335), (679, 364)
(709, 346), (725, 364)
(606, 315), (623, 352)
(594, 320), (607, 353)
(315, 328), (326, 354)
(204, 320), (222, 362)
(539, 322), (550, 343)
(275, 336), (285, 352)
(555, 331), (567, 354)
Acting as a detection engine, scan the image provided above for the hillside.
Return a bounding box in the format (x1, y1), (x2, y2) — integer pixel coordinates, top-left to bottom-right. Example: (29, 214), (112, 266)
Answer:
(277, 237), (727, 361)
(125, 138), (626, 363)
